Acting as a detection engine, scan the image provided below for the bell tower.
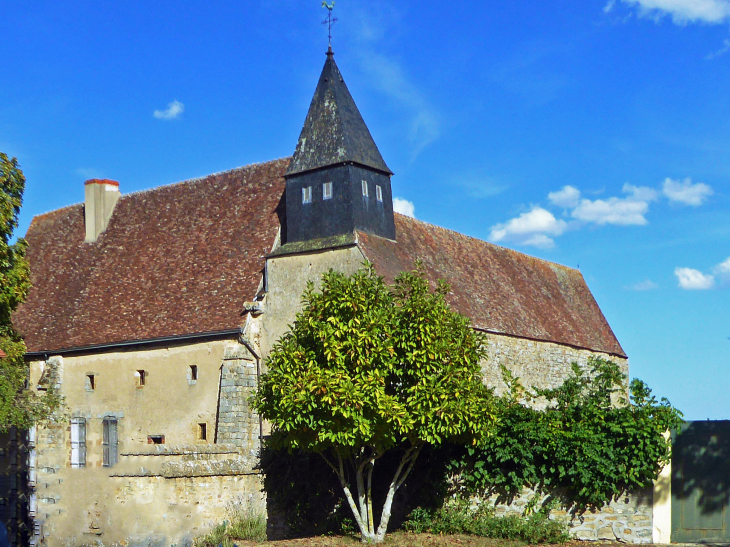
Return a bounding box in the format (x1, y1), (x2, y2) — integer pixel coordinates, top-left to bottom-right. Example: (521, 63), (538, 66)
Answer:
(284, 48), (396, 244)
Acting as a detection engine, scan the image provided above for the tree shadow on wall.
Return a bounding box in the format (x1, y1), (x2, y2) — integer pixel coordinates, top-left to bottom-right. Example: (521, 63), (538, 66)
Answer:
(259, 442), (455, 540)
(672, 420), (730, 515)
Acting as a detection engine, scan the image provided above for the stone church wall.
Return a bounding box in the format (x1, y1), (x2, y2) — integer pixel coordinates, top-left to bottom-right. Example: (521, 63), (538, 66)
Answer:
(474, 333), (647, 542)
(480, 332), (629, 403)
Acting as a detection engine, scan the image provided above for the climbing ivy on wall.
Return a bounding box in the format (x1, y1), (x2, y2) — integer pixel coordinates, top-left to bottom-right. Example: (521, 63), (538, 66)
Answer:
(449, 357), (683, 513)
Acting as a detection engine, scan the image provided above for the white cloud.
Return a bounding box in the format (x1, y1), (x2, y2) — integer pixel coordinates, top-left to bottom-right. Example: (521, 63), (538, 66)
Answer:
(618, 0), (730, 24)
(675, 267), (715, 289)
(489, 206), (568, 249)
(393, 198), (415, 218)
(548, 185), (581, 208)
(571, 183), (658, 226)
(605, 0), (617, 12)
(153, 100), (184, 120)
(662, 177), (713, 206)
(629, 279), (660, 290)
(714, 257), (730, 285)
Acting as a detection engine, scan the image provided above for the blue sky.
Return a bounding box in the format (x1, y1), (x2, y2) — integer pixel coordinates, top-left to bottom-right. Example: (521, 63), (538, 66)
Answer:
(2, 0), (728, 419)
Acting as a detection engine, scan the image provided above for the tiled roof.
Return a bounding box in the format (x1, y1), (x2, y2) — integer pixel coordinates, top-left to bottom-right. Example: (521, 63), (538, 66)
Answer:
(357, 215), (626, 358)
(15, 158), (623, 358)
(14, 159), (288, 353)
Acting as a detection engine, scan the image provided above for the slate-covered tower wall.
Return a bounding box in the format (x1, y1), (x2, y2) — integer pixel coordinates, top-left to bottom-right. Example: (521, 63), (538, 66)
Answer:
(285, 164), (395, 243)
(284, 48), (396, 244)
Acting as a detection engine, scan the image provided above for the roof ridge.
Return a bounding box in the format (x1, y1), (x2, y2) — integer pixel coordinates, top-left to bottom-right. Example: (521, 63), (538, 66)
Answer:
(30, 202), (83, 224)
(119, 157), (291, 201)
(393, 212), (579, 275)
(27, 158), (293, 227)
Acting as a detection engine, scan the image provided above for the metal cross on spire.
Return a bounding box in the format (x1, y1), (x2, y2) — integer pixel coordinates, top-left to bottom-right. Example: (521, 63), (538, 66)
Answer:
(322, 1), (337, 48)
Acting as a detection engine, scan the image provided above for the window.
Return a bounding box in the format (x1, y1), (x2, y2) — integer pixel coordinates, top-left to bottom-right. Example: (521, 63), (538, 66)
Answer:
(85, 374), (95, 391)
(323, 182), (333, 200)
(302, 186), (312, 204)
(70, 417), (86, 468)
(190, 365), (198, 382)
(147, 435), (165, 445)
(361, 180), (369, 197)
(198, 423), (208, 442)
(376, 185), (383, 202)
(103, 418), (118, 467)
(135, 370), (146, 387)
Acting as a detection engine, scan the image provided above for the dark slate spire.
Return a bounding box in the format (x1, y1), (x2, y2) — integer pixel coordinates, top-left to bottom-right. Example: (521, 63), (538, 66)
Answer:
(286, 48), (392, 176)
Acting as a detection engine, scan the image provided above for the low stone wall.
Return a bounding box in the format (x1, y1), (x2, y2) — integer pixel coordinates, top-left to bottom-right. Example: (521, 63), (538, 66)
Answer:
(475, 487), (653, 543)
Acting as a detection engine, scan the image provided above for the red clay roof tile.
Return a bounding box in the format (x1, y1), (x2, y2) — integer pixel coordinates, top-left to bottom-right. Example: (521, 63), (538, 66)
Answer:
(15, 158), (624, 358)
(358, 215), (626, 358)
(15, 159), (288, 353)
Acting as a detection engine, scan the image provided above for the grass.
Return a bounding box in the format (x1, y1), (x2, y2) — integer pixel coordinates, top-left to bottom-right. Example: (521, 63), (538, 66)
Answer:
(195, 499), (267, 547)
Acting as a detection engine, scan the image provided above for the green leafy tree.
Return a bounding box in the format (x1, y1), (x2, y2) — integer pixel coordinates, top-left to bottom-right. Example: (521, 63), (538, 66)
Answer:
(254, 264), (495, 542)
(452, 358), (683, 513)
(0, 152), (60, 430)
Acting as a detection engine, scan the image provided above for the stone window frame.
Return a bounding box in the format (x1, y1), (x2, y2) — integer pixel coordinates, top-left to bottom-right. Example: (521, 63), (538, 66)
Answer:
(361, 180), (369, 198)
(375, 185), (383, 202)
(302, 186), (312, 204)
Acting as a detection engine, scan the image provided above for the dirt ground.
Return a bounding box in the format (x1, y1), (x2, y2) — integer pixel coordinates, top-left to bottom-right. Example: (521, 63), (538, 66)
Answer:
(232, 533), (663, 547)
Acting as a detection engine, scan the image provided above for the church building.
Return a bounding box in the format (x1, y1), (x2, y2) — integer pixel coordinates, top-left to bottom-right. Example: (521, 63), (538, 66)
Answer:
(13, 47), (657, 546)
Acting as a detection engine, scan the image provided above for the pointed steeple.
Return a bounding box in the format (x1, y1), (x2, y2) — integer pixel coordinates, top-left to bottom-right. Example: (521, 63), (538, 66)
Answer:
(282, 48), (396, 246)
(286, 48), (392, 177)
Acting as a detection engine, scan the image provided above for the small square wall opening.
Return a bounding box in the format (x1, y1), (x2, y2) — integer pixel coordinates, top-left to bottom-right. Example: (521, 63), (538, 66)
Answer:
(85, 374), (95, 391)
(190, 365), (198, 382)
(135, 370), (146, 387)
(147, 435), (165, 445)
(198, 423), (207, 442)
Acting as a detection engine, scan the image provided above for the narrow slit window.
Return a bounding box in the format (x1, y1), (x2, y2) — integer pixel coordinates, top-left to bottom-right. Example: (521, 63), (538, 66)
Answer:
(102, 418), (118, 467)
(361, 180), (369, 197)
(323, 182), (333, 200)
(135, 370), (146, 387)
(375, 185), (383, 202)
(198, 423), (207, 441)
(85, 374), (95, 391)
(70, 417), (86, 468)
(190, 365), (198, 382)
(147, 435), (165, 445)
(302, 186), (312, 204)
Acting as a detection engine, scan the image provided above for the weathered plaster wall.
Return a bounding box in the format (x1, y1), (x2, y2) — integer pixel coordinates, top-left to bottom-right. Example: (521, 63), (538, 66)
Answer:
(261, 245), (366, 358)
(28, 339), (264, 546)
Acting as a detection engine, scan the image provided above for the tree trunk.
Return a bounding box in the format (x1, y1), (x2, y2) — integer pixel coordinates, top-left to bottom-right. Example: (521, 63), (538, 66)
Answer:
(321, 445), (423, 543)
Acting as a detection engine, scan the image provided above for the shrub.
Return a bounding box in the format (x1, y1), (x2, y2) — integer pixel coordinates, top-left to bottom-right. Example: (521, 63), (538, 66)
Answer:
(404, 500), (570, 544)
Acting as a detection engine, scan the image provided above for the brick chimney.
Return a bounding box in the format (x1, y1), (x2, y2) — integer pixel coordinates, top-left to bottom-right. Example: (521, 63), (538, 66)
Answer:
(84, 179), (120, 242)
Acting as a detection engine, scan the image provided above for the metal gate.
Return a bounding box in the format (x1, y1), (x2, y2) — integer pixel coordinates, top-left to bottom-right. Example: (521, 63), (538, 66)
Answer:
(672, 420), (730, 543)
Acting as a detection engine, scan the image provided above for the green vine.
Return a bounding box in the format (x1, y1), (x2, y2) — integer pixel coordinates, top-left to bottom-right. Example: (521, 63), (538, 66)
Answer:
(449, 357), (683, 513)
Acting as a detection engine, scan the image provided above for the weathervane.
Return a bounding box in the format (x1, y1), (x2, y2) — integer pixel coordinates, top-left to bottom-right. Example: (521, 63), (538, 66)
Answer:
(322, 1), (337, 48)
